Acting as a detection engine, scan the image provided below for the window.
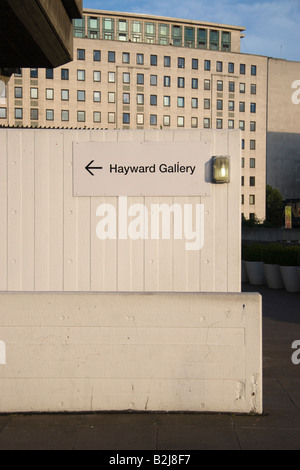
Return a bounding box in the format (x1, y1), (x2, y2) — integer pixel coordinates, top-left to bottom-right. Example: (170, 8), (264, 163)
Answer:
(217, 80), (223, 91)
(77, 49), (85, 60)
(210, 30), (219, 50)
(61, 89), (69, 101)
(123, 52), (130, 64)
(163, 96), (170, 107)
(228, 119), (234, 129)
(185, 26), (195, 47)
(137, 114), (144, 125)
(94, 91), (101, 102)
(250, 103), (256, 113)
(251, 84), (257, 95)
(164, 76), (171, 87)
(178, 58), (185, 69)
(108, 72), (115, 83)
(108, 112), (115, 123)
(240, 64), (246, 74)
(204, 60), (211, 71)
(150, 115), (157, 126)
(77, 111), (86, 123)
(77, 90), (85, 101)
(228, 101), (235, 112)
(192, 59), (198, 70)
(73, 18), (85, 37)
(123, 73), (130, 84)
(94, 50), (101, 61)
(150, 95), (157, 106)
(217, 99), (223, 111)
(88, 17), (100, 38)
(192, 78), (198, 89)
(137, 74), (144, 85)
(94, 112), (101, 123)
(191, 98), (198, 109)
(239, 102), (245, 112)
(204, 118), (210, 128)
(250, 158), (256, 168)
(229, 81), (235, 93)
(46, 89), (54, 100)
(177, 116), (185, 127)
(123, 93), (130, 104)
(216, 119), (223, 129)
(61, 110), (69, 122)
(240, 83), (245, 93)
(150, 75), (157, 86)
(250, 140), (256, 150)
(172, 26), (182, 46)
(123, 113), (130, 124)
(30, 88), (38, 99)
(14, 87), (22, 99)
(30, 109), (38, 120)
(204, 98), (211, 109)
(46, 109), (54, 121)
(250, 177), (256, 187)
(251, 65), (257, 76)
(77, 70), (85, 81)
(198, 28), (207, 49)
(108, 51), (115, 62)
(221, 31), (231, 51)
(178, 97), (185, 108)
(241, 139), (245, 150)
(239, 120), (245, 130)
(46, 69), (54, 79)
(30, 68), (38, 78)
(241, 158), (245, 168)
(137, 94), (144, 105)
(0, 108), (7, 119)
(178, 77), (185, 88)
(151, 55), (158, 66)
(137, 54), (144, 65)
(61, 69), (69, 80)
(216, 61), (223, 72)
(241, 176), (245, 187)
(228, 62), (234, 73)
(249, 195), (256, 205)
(108, 92), (115, 103)
(204, 79), (211, 90)
(163, 115), (170, 127)
(250, 121), (256, 132)
(191, 117), (198, 128)
(94, 71), (101, 82)
(164, 56), (171, 67)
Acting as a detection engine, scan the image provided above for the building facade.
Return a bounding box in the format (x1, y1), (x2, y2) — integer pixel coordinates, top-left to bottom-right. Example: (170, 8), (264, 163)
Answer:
(1, 9), (299, 219)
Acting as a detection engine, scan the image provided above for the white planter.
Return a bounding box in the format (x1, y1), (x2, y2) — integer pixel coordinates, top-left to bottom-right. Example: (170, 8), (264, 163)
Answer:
(264, 264), (284, 290)
(242, 260), (249, 283)
(280, 266), (300, 293)
(245, 261), (266, 286)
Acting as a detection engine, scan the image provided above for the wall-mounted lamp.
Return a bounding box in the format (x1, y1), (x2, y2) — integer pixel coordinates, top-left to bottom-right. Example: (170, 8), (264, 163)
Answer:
(212, 156), (230, 184)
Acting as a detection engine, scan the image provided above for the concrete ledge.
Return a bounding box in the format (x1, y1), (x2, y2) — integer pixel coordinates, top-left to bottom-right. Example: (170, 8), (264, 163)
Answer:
(0, 293), (262, 414)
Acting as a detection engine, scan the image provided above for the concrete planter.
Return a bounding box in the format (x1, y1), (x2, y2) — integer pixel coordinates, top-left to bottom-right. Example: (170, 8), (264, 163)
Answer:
(245, 261), (266, 286)
(264, 264), (284, 290)
(280, 266), (300, 293)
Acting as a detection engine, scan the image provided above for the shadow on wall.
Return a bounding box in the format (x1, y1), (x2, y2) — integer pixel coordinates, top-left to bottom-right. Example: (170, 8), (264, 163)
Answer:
(267, 132), (300, 200)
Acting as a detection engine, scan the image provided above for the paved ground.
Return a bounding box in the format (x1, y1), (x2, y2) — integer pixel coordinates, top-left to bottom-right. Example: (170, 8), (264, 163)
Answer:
(0, 284), (299, 451)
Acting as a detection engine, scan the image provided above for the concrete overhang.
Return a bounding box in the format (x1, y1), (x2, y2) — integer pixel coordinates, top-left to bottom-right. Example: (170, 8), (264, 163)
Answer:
(0, 0), (83, 69)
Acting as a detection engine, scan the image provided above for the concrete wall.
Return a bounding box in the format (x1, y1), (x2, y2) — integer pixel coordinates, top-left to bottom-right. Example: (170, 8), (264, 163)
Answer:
(0, 128), (241, 293)
(0, 292), (262, 414)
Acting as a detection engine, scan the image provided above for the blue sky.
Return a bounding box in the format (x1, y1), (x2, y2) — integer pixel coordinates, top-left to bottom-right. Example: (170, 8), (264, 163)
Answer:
(83, 0), (300, 61)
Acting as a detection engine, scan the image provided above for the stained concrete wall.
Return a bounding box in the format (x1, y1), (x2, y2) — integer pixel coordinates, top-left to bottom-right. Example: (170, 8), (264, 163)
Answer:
(0, 292), (262, 414)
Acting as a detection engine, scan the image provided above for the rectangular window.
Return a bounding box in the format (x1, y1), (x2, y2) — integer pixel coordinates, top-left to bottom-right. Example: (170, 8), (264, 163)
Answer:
(46, 88), (54, 100)
(30, 88), (38, 99)
(204, 98), (211, 109)
(250, 121), (256, 132)
(108, 72), (115, 83)
(46, 109), (54, 121)
(163, 115), (170, 127)
(123, 52), (130, 64)
(217, 99), (223, 111)
(77, 70), (85, 81)
(240, 83), (246, 93)
(150, 115), (157, 126)
(137, 114), (144, 125)
(164, 76), (171, 87)
(150, 95), (157, 106)
(192, 59), (199, 70)
(30, 109), (38, 120)
(250, 158), (256, 168)
(250, 195), (256, 205)
(137, 74), (144, 85)
(137, 54), (144, 65)
(150, 75), (157, 86)
(77, 90), (85, 101)
(217, 80), (223, 91)
(210, 30), (219, 50)
(151, 55), (158, 66)
(228, 62), (234, 73)
(185, 26), (195, 48)
(178, 77), (185, 88)
(250, 177), (256, 187)
(178, 97), (185, 108)
(172, 25), (182, 47)
(61, 110), (69, 122)
(250, 103), (257, 113)
(221, 31), (231, 51)
(239, 120), (245, 130)
(61, 69), (69, 80)
(191, 98), (198, 109)
(177, 116), (185, 128)
(61, 89), (69, 101)
(216, 119), (223, 129)
(163, 96), (170, 107)
(108, 112), (115, 123)
(77, 49), (85, 60)
(250, 140), (256, 150)
(123, 93), (130, 104)
(46, 69), (54, 79)
(251, 84), (257, 94)
(229, 81), (235, 93)
(204, 60), (211, 71)
(88, 17), (100, 39)
(0, 108), (7, 119)
(30, 68), (38, 78)
(94, 71), (101, 82)
(108, 51), (115, 62)
(192, 78), (198, 89)
(77, 111), (86, 123)
(204, 79), (211, 90)
(94, 50), (101, 62)
(108, 92), (115, 103)
(94, 112), (101, 123)
(123, 73), (130, 84)
(137, 94), (144, 105)
(198, 28), (207, 49)
(228, 101), (235, 112)
(94, 91), (101, 102)
(228, 119), (234, 129)
(178, 57), (185, 69)
(216, 61), (223, 72)
(240, 64), (246, 74)
(191, 117), (198, 128)
(251, 65), (257, 76)
(123, 113), (130, 124)
(239, 102), (245, 112)
(164, 56), (171, 67)
(14, 87), (22, 99)
(204, 118), (210, 128)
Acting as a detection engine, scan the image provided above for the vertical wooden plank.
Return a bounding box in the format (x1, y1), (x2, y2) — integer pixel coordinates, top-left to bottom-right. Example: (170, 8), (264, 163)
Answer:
(0, 130), (8, 290)
(7, 130), (22, 291)
(34, 130), (50, 291)
(48, 131), (64, 291)
(21, 131), (35, 291)
(63, 130), (79, 291)
(228, 130), (242, 292)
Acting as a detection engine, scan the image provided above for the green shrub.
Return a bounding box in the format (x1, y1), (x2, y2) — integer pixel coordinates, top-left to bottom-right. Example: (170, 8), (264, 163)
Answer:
(242, 244), (266, 262)
(277, 246), (300, 267)
(262, 244), (283, 265)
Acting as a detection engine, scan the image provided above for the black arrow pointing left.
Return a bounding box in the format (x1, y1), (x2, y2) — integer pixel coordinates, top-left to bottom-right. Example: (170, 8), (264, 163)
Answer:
(85, 160), (103, 176)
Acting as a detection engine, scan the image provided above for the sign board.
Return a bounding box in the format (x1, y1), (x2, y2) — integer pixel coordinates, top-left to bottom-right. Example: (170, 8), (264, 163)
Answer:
(73, 141), (212, 197)
(285, 206), (292, 229)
